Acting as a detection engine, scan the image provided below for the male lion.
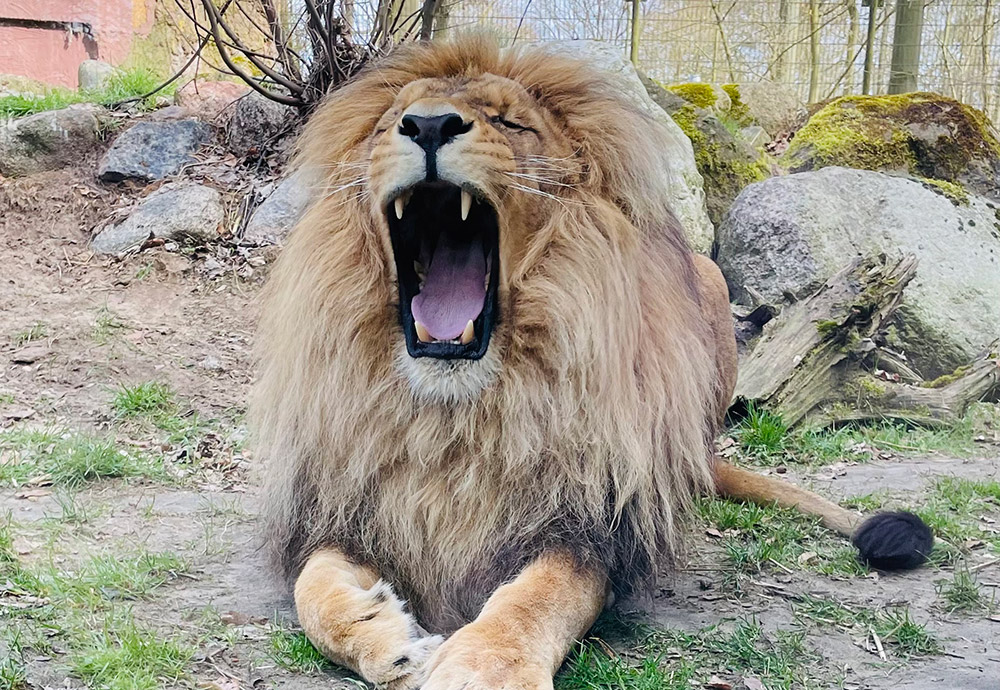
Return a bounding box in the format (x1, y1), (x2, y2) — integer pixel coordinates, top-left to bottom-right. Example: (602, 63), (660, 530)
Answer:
(254, 36), (932, 690)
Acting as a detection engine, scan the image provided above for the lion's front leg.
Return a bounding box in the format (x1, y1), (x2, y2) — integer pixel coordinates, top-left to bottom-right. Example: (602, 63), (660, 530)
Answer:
(422, 552), (608, 690)
(293, 548), (442, 689)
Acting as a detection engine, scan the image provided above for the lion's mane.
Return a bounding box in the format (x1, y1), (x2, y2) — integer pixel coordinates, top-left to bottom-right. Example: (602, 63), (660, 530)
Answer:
(254, 36), (723, 632)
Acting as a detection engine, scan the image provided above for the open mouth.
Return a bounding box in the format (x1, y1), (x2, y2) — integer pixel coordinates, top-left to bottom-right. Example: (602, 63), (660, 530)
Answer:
(387, 181), (500, 360)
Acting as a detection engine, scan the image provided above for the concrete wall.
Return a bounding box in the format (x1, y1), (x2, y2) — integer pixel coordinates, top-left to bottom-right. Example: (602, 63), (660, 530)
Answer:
(0, 0), (156, 88)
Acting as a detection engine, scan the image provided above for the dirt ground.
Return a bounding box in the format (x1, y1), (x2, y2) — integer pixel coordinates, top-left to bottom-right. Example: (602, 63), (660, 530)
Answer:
(1, 166), (998, 690)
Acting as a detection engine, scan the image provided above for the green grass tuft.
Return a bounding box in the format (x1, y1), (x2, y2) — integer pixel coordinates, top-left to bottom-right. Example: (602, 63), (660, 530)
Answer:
(268, 627), (334, 673)
(112, 382), (176, 420)
(0, 66), (175, 118)
(10, 322), (47, 347)
(935, 566), (996, 614)
(0, 429), (164, 488)
(794, 596), (939, 657)
(71, 611), (192, 690)
(557, 645), (695, 690)
(734, 404), (787, 457)
(696, 496), (867, 583)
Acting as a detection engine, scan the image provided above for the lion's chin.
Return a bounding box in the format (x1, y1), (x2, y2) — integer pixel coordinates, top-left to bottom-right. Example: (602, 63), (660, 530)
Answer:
(395, 341), (501, 404)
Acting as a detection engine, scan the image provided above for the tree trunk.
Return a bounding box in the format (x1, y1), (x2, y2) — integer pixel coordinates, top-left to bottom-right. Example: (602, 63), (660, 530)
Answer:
(808, 0), (820, 102)
(862, 0), (879, 94)
(845, 0), (860, 93)
(888, 0), (925, 93)
(772, 0), (791, 82)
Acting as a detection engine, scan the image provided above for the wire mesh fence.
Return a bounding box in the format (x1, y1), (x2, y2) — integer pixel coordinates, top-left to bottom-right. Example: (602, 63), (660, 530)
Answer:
(391, 0), (1000, 122)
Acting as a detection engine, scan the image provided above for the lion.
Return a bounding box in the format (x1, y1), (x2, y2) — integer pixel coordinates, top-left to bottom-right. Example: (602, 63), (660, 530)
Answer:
(253, 35), (933, 690)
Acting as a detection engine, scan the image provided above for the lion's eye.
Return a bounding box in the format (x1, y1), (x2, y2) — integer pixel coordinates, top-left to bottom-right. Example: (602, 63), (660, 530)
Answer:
(489, 115), (533, 132)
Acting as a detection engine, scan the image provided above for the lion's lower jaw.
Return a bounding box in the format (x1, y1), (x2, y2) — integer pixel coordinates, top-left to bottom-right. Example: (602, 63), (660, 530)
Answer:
(395, 344), (502, 404)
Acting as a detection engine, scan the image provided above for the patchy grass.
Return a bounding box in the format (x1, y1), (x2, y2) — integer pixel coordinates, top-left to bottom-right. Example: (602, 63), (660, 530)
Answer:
(0, 428), (164, 488)
(0, 629), (27, 690)
(729, 403), (1000, 466)
(93, 306), (129, 345)
(560, 617), (818, 690)
(268, 626), (334, 673)
(696, 497), (866, 584)
(794, 595), (940, 657)
(10, 322), (47, 347)
(0, 66), (175, 118)
(1, 518), (192, 690)
(916, 477), (1000, 553)
(935, 566), (995, 614)
(558, 645), (695, 690)
(71, 611), (193, 690)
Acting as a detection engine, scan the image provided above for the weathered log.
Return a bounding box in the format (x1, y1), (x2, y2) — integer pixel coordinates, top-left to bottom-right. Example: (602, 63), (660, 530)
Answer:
(734, 253), (918, 427)
(733, 251), (1000, 428)
(831, 342), (1000, 427)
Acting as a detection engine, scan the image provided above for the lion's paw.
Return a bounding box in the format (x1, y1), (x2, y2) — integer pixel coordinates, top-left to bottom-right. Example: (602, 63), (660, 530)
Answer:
(374, 633), (444, 690)
(421, 631), (552, 690)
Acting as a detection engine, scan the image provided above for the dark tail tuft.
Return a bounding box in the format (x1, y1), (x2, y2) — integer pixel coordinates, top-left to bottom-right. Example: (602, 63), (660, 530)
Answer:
(851, 511), (933, 570)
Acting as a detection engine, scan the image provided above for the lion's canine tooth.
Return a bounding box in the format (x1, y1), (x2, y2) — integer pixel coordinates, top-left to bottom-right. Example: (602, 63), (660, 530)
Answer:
(461, 190), (472, 221)
(415, 321), (432, 343)
(394, 196), (405, 220)
(460, 320), (475, 345)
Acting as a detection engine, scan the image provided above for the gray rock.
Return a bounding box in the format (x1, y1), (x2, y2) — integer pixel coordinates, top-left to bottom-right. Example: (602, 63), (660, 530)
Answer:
(79, 60), (114, 91)
(98, 119), (214, 183)
(225, 92), (292, 157)
(0, 105), (101, 176)
(243, 171), (314, 246)
(541, 41), (714, 253)
(92, 183), (224, 254)
(717, 167), (1000, 377)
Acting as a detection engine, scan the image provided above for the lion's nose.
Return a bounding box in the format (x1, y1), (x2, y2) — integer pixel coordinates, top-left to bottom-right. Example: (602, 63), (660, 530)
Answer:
(399, 113), (472, 155)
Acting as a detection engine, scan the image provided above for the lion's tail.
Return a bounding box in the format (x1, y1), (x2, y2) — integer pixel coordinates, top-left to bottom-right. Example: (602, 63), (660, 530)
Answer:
(713, 460), (933, 570)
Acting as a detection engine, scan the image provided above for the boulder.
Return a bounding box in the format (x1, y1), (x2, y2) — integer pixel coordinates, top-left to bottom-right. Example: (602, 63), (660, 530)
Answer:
(782, 93), (1000, 202)
(716, 167), (1000, 377)
(242, 171), (314, 246)
(542, 41), (714, 253)
(79, 60), (114, 91)
(175, 80), (250, 121)
(0, 105), (101, 177)
(644, 81), (770, 228)
(92, 182), (224, 254)
(225, 92), (293, 158)
(98, 119), (214, 183)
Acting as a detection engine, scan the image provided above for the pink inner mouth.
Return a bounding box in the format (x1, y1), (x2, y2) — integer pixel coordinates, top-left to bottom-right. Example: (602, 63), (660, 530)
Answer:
(410, 233), (486, 340)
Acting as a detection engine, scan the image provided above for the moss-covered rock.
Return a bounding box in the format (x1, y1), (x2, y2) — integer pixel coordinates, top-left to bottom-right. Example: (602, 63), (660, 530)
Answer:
(783, 93), (1000, 202)
(666, 82), (731, 111)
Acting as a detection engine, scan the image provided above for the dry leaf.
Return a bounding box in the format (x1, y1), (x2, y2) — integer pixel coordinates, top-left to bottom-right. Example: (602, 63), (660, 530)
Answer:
(797, 551), (818, 565)
(705, 676), (732, 690)
(706, 528), (724, 539)
(743, 678), (766, 690)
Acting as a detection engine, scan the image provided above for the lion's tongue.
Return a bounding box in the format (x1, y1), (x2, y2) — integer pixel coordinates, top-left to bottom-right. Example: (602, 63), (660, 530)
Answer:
(411, 234), (486, 340)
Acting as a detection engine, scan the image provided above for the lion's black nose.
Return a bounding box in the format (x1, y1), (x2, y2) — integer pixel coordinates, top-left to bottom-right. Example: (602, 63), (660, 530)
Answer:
(399, 113), (472, 155)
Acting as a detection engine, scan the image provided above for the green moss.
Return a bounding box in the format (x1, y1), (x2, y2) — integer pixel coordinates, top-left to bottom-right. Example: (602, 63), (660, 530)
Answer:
(722, 83), (753, 126)
(852, 376), (889, 402)
(920, 178), (970, 205)
(815, 319), (840, 335)
(922, 365), (971, 388)
(783, 93), (1000, 191)
(667, 83), (719, 110)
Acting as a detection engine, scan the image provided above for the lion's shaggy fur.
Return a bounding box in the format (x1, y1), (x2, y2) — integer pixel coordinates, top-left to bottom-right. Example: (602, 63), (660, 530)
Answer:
(254, 36), (725, 632)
